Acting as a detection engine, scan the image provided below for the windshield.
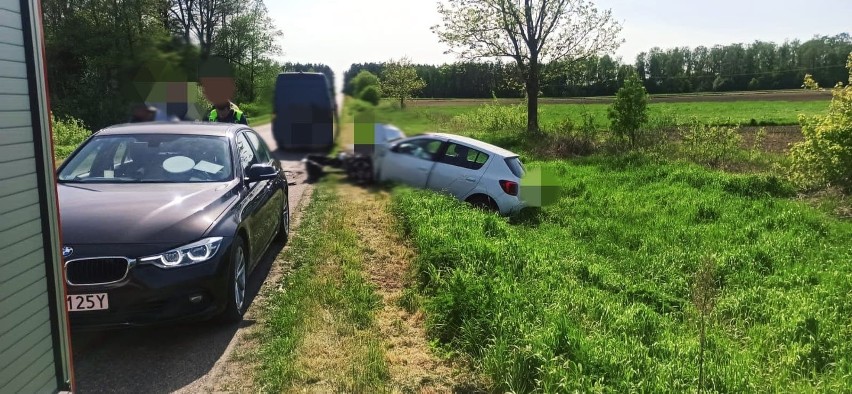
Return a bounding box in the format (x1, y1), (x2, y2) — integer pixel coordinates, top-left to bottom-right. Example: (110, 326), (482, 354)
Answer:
(505, 156), (526, 178)
(58, 134), (233, 183)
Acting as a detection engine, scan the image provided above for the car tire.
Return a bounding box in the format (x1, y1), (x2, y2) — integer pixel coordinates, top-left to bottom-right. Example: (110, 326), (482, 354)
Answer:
(276, 194), (290, 244)
(467, 195), (499, 213)
(219, 237), (248, 323)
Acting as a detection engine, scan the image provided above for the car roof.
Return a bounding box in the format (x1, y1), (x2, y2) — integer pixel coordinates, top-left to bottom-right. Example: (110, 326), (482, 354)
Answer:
(96, 121), (246, 137)
(418, 132), (519, 158)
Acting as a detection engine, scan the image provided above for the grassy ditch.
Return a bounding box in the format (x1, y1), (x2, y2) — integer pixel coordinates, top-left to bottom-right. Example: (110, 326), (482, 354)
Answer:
(252, 181), (387, 392)
(390, 157), (852, 392)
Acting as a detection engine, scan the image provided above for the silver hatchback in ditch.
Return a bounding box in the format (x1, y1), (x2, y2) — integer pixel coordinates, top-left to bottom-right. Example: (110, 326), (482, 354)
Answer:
(373, 132), (527, 216)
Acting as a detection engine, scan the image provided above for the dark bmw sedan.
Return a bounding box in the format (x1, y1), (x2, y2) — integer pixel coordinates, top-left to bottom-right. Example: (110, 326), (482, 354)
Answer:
(56, 122), (289, 328)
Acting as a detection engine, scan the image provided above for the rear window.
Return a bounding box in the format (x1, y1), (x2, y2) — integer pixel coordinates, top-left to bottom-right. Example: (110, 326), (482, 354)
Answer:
(505, 157), (525, 178)
(276, 75), (332, 107)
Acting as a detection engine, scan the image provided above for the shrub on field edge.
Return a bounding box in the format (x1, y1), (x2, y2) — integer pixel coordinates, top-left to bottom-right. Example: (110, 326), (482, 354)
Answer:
(446, 99), (526, 133)
(608, 72), (649, 148)
(349, 70), (380, 97)
(789, 53), (852, 192)
(52, 113), (91, 161)
(347, 98), (378, 114)
(359, 85), (381, 106)
(678, 121), (743, 169)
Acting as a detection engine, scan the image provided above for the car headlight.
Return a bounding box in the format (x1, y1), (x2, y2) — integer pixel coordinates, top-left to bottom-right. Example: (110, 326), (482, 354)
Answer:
(140, 237), (223, 268)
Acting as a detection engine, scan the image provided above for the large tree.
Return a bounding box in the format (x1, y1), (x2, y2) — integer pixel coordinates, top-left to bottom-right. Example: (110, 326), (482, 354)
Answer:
(433, 0), (622, 133)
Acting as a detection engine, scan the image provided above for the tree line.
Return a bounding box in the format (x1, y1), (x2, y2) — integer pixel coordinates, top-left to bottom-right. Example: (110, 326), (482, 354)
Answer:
(43, 0), (282, 130)
(343, 33), (852, 99)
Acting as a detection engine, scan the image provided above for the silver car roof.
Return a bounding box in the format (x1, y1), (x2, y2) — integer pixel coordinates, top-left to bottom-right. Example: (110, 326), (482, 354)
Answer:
(420, 132), (520, 158)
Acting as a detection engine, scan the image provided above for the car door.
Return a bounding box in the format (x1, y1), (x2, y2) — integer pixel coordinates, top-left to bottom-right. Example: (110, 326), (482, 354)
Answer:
(235, 131), (275, 266)
(426, 142), (489, 199)
(379, 138), (443, 188)
(245, 129), (286, 237)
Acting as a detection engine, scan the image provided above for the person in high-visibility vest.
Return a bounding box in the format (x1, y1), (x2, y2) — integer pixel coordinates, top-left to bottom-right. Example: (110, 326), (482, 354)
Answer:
(207, 101), (248, 125)
(199, 56), (248, 125)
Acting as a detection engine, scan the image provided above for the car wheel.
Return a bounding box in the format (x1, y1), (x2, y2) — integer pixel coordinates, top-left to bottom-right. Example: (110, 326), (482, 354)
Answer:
(220, 237), (248, 323)
(467, 195), (499, 213)
(276, 195), (290, 243)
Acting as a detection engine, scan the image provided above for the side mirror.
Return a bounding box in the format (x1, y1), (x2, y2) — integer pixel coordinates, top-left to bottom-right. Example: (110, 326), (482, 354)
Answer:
(245, 163), (278, 183)
(392, 143), (415, 154)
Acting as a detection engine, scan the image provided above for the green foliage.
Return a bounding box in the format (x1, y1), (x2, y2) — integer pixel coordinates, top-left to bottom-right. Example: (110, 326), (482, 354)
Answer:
(350, 70), (381, 97)
(679, 122), (744, 168)
(51, 113), (91, 161)
(347, 98), (380, 114)
(748, 77), (761, 90)
(446, 100), (527, 132)
(380, 57), (426, 108)
(391, 158), (852, 392)
(238, 101), (270, 118)
(608, 72), (650, 147)
(789, 54), (852, 191)
(43, 0), (282, 129)
(359, 85), (382, 106)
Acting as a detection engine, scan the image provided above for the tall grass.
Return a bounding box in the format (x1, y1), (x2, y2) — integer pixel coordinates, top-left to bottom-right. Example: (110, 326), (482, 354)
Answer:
(391, 158), (852, 392)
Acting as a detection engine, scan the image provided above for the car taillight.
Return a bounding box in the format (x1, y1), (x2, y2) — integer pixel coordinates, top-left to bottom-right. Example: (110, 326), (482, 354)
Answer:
(499, 180), (518, 196)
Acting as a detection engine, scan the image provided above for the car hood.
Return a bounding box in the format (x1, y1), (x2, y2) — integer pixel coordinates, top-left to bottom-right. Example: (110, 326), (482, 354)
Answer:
(58, 181), (239, 246)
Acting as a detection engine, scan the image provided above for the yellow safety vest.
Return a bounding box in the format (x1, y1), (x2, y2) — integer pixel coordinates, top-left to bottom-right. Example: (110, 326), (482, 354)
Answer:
(208, 107), (244, 123)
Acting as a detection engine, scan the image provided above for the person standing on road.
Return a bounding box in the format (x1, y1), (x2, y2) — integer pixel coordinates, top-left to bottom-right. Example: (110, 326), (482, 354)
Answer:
(199, 57), (249, 125)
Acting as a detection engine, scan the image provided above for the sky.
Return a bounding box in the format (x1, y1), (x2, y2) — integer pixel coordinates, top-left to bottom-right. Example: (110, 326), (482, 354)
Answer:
(265, 0), (852, 94)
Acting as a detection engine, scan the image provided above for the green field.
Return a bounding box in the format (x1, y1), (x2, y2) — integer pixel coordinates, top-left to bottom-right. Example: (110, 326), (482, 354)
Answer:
(391, 159), (852, 392)
(366, 99), (851, 391)
(363, 99), (828, 135)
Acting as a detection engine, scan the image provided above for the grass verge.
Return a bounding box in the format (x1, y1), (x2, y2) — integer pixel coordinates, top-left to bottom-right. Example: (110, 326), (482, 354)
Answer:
(252, 180), (387, 392)
(248, 114), (272, 127)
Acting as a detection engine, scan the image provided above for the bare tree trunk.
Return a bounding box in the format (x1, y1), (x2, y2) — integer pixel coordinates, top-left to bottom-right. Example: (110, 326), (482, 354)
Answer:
(526, 59), (540, 133)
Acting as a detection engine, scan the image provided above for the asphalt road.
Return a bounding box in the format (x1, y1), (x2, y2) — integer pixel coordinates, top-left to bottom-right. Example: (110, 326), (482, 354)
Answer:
(70, 123), (315, 393)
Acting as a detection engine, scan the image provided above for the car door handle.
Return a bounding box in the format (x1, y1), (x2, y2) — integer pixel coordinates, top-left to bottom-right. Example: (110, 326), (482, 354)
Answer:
(465, 177), (476, 182)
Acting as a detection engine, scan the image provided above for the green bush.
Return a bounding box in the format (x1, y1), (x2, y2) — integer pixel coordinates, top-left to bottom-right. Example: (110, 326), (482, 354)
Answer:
(541, 112), (599, 156)
(608, 72), (650, 148)
(349, 70), (380, 97)
(52, 113), (91, 161)
(447, 100), (526, 133)
(678, 121), (743, 168)
(789, 53), (852, 191)
(348, 98), (378, 114)
(358, 85), (381, 106)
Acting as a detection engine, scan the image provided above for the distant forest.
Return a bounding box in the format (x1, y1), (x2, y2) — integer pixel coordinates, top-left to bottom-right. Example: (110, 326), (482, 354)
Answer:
(344, 33), (852, 98)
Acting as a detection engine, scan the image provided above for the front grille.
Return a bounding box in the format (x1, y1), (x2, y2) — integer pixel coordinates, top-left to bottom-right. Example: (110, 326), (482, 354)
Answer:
(66, 258), (130, 285)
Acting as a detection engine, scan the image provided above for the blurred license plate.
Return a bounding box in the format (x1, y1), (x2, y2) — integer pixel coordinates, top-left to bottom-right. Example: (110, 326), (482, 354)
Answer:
(66, 293), (108, 311)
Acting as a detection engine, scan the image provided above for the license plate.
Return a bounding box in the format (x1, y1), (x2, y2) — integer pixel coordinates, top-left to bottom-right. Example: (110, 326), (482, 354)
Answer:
(66, 293), (109, 312)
